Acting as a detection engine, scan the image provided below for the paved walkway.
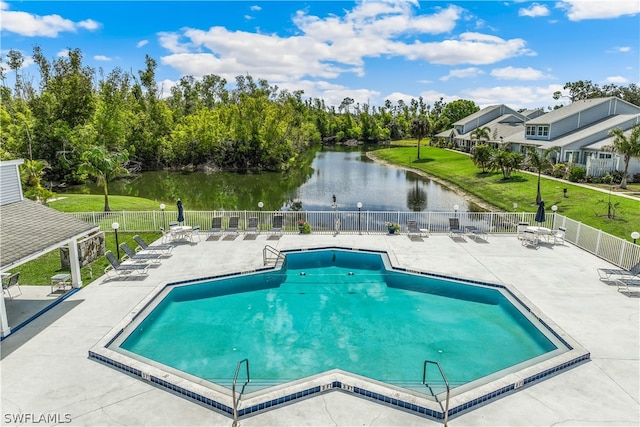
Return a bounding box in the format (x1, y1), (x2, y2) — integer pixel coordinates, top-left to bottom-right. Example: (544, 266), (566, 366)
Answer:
(1, 233), (638, 426)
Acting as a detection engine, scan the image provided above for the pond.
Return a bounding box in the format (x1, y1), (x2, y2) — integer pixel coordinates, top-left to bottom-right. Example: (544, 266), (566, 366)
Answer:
(63, 148), (481, 212)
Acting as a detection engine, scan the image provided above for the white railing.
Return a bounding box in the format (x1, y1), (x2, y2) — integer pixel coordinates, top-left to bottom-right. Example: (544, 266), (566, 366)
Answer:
(69, 210), (640, 270)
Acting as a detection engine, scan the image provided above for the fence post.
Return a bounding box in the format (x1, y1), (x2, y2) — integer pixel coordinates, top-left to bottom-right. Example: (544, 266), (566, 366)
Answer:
(619, 241), (626, 266)
(122, 211), (127, 232)
(595, 230), (602, 257)
(575, 222), (582, 247)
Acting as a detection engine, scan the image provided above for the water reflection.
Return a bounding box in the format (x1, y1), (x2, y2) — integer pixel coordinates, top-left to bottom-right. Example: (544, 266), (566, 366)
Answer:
(286, 149), (477, 211)
(62, 148), (479, 212)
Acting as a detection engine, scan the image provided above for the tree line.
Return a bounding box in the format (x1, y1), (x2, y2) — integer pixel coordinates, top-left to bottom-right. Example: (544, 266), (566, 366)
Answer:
(0, 47), (483, 187)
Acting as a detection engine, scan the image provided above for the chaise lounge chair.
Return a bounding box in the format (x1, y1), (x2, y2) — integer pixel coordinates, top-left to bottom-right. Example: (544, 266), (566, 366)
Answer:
(246, 217), (259, 233)
(448, 218), (465, 240)
(407, 220), (429, 238)
(270, 215), (283, 235)
(597, 263), (640, 281)
(465, 225), (487, 241)
(133, 235), (173, 255)
(521, 229), (539, 247)
(104, 251), (150, 279)
(120, 243), (163, 264)
(616, 277), (640, 295)
(225, 216), (240, 234)
(2, 272), (22, 299)
(210, 216), (222, 234)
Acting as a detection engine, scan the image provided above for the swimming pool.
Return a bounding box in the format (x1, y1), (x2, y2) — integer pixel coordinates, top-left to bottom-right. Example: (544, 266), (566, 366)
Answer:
(90, 247), (589, 421)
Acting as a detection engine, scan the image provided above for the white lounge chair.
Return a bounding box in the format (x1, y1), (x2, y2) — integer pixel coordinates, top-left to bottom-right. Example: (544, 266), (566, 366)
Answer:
(465, 225), (487, 241)
(270, 215), (283, 235)
(448, 218), (465, 240)
(552, 226), (566, 245)
(616, 277), (640, 295)
(521, 229), (539, 247)
(133, 235), (173, 255)
(120, 242), (162, 264)
(225, 216), (240, 234)
(246, 217), (259, 234)
(210, 216), (222, 234)
(104, 251), (150, 279)
(597, 263), (640, 281)
(2, 272), (22, 299)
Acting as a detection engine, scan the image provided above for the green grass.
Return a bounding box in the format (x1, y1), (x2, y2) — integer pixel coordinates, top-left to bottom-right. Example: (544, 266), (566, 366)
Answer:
(374, 143), (640, 240)
(48, 194), (175, 212)
(8, 231), (162, 286)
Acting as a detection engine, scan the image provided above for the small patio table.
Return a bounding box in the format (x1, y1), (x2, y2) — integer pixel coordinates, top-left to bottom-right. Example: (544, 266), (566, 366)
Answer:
(50, 273), (71, 293)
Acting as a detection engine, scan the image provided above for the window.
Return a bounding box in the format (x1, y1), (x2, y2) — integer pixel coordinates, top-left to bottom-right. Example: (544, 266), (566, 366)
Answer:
(526, 126), (535, 136)
(598, 153), (612, 159)
(537, 126), (549, 137)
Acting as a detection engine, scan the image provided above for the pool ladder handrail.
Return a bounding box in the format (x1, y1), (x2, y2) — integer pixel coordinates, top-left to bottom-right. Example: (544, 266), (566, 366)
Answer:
(263, 245), (285, 266)
(232, 358), (250, 427)
(423, 360), (450, 427)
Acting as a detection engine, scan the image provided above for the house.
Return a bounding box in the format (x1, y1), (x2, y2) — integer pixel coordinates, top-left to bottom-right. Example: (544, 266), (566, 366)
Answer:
(435, 105), (532, 152)
(435, 97), (640, 178)
(0, 159), (99, 337)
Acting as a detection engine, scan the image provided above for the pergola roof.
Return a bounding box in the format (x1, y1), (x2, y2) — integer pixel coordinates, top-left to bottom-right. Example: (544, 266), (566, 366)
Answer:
(0, 199), (98, 271)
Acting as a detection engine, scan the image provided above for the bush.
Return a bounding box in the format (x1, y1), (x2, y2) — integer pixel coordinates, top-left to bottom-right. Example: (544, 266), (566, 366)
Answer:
(567, 166), (586, 182)
(632, 173), (640, 183)
(552, 163), (567, 178)
(610, 170), (624, 184)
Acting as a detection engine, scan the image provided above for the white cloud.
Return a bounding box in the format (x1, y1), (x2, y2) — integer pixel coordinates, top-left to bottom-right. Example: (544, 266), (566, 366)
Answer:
(557, 0), (640, 21)
(396, 32), (534, 65)
(57, 49), (69, 58)
(250, 5), (261, 12)
(610, 46), (631, 53)
(606, 76), (628, 84)
(440, 67), (483, 81)
(244, 15), (254, 21)
(158, 32), (193, 54)
(518, 3), (550, 18)
(490, 66), (550, 80)
(385, 91), (418, 104)
(137, 40), (149, 48)
(94, 55), (111, 61)
(0, 1), (100, 37)
(460, 84), (565, 109)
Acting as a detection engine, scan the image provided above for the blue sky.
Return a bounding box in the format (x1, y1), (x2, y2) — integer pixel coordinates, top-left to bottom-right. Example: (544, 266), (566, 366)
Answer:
(1, 1), (638, 110)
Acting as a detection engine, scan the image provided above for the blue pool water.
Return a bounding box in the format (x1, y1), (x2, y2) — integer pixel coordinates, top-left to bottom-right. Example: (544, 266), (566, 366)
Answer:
(119, 250), (558, 391)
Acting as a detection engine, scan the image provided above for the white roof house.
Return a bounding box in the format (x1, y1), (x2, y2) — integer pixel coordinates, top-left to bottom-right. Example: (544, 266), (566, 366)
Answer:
(435, 97), (640, 178)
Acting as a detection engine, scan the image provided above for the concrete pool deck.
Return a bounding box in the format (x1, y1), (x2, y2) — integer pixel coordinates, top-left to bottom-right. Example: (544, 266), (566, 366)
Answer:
(1, 233), (638, 426)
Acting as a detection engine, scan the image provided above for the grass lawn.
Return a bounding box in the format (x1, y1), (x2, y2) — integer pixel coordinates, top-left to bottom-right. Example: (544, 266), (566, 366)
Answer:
(6, 231), (162, 286)
(49, 194), (175, 212)
(374, 142), (640, 240)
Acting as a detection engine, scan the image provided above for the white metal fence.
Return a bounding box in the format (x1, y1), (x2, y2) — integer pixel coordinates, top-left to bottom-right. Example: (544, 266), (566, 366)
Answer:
(69, 210), (640, 270)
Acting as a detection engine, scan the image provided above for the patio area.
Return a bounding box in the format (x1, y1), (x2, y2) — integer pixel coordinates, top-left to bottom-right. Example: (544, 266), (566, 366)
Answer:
(1, 232), (638, 426)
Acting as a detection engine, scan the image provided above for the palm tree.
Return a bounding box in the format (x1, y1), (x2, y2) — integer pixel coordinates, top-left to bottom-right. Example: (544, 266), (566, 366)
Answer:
(605, 124), (640, 189)
(470, 126), (491, 146)
(489, 146), (523, 180)
(410, 116), (430, 159)
(471, 144), (492, 173)
(526, 146), (559, 205)
(20, 159), (54, 203)
(78, 146), (129, 212)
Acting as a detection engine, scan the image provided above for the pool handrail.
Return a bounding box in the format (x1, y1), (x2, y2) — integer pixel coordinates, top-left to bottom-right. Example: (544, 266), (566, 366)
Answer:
(263, 245), (285, 266)
(423, 360), (450, 426)
(232, 358), (250, 427)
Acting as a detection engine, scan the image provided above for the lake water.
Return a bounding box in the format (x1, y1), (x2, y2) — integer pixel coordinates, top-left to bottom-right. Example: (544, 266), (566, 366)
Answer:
(63, 148), (479, 212)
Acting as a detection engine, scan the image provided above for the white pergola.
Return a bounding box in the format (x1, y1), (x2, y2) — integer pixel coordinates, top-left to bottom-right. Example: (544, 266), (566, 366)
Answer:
(1, 159), (98, 337)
